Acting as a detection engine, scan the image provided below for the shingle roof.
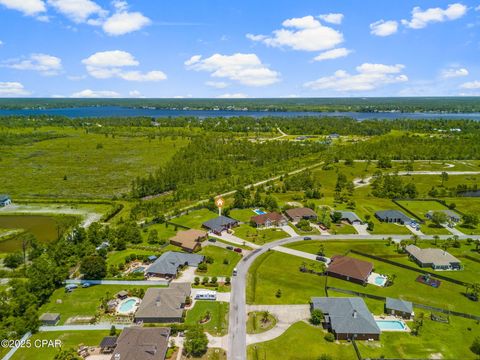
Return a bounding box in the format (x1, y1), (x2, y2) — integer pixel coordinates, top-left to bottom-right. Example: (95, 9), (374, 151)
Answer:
(99, 336), (117, 348)
(135, 283), (191, 320)
(39, 313), (60, 321)
(311, 297), (380, 335)
(170, 229), (206, 251)
(405, 245), (460, 267)
(202, 215), (238, 233)
(111, 327), (170, 360)
(339, 211), (362, 223)
(375, 210), (412, 223)
(285, 207), (317, 219)
(327, 255), (373, 282)
(426, 210), (461, 220)
(146, 251), (204, 276)
(250, 212), (285, 225)
(386, 298), (413, 314)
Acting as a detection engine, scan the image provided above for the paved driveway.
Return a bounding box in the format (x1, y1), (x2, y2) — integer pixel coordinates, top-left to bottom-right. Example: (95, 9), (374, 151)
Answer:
(280, 225), (298, 237)
(353, 223), (370, 235)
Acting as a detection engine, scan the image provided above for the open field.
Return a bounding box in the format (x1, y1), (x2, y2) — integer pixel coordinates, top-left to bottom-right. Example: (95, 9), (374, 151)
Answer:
(229, 208), (256, 223)
(172, 209), (218, 229)
(233, 225), (289, 245)
(196, 246), (241, 277)
(1, 127), (188, 198)
(185, 301), (229, 336)
(12, 330), (109, 360)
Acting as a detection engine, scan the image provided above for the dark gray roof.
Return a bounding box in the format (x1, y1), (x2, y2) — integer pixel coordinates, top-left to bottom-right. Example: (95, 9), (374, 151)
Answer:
(100, 336), (117, 348)
(311, 297), (380, 335)
(375, 210), (412, 223)
(426, 210), (461, 220)
(386, 298), (413, 314)
(146, 251), (204, 276)
(112, 327), (170, 360)
(202, 215), (237, 232)
(135, 283), (191, 320)
(39, 313), (60, 321)
(339, 211), (362, 223)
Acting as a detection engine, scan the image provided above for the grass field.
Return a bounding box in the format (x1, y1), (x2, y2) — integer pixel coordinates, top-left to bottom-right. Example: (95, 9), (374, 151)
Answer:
(246, 312), (277, 334)
(173, 209), (218, 229)
(196, 246), (242, 277)
(229, 208), (256, 223)
(1, 127), (188, 198)
(233, 225), (289, 245)
(185, 301), (229, 336)
(12, 331), (109, 360)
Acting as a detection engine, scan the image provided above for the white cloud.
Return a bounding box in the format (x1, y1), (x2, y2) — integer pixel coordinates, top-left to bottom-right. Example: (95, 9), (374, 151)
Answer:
(217, 93), (248, 98)
(205, 81), (229, 88)
(0, 81), (30, 96)
(460, 81), (480, 89)
(441, 67), (469, 78)
(71, 89), (120, 97)
(318, 13), (343, 25)
(82, 50), (166, 81)
(129, 89), (143, 97)
(313, 47), (351, 61)
(4, 53), (62, 76)
(102, 10), (150, 36)
(401, 3), (467, 29)
(0, 0), (46, 16)
(47, 0), (106, 23)
(246, 15), (343, 51)
(304, 63), (408, 92)
(185, 53), (280, 87)
(370, 20), (398, 36)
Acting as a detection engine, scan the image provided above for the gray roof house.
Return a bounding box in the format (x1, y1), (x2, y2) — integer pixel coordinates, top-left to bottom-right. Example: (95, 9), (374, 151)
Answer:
(385, 298), (414, 319)
(134, 283), (191, 323)
(426, 210), (461, 223)
(111, 327), (170, 360)
(405, 245), (461, 270)
(202, 215), (238, 234)
(39, 312), (60, 326)
(146, 251), (204, 278)
(375, 210), (413, 225)
(311, 297), (380, 340)
(339, 211), (363, 225)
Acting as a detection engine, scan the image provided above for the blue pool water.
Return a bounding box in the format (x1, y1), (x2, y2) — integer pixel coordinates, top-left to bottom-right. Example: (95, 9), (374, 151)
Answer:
(374, 275), (387, 286)
(253, 209), (267, 215)
(118, 299), (137, 313)
(376, 320), (406, 331)
(132, 266), (145, 273)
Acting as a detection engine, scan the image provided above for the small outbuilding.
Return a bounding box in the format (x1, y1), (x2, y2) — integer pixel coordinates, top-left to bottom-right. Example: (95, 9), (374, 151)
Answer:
(99, 336), (117, 353)
(39, 313), (60, 326)
(385, 298), (414, 319)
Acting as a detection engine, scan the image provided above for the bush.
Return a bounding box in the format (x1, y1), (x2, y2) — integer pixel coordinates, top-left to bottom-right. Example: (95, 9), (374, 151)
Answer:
(324, 333), (335, 342)
(197, 263), (208, 272)
(318, 355), (333, 360)
(223, 258), (229, 265)
(194, 277), (200, 285)
(205, 256), (214, 264)
(471, 337), (480, 356)
(225, 276), (231, 285)
(310, 309), (324, 325)
(4, 252), (23, 269)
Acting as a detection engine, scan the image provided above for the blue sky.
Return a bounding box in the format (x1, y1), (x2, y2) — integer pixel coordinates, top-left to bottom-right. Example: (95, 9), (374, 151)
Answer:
(0, 0), (480, 98)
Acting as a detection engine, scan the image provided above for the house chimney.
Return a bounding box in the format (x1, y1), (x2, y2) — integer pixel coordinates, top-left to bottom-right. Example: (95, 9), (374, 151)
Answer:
(353, 310), (357, 319)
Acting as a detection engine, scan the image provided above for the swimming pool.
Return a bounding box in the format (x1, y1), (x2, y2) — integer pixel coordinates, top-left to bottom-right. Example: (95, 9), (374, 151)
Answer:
(253, 209), (267, 215)
(376, 320), (407, 331)
(374, 275), (387, 286)
(131, 266), (145, 273)
(117, 298), (140, 315)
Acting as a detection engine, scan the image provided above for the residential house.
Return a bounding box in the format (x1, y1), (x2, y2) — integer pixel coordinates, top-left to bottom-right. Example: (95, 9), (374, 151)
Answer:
(405, 245), (461, 270)
(169, 229), (207, 252)
(202, 215), (238, 235)
(284, 207), (318, 222)
(375, 210), (414, 225)
(311, 297), (380, 340)
(145, 251), (204, 279)
(385, 298), (414, 319)
(426, 210), (461, 223)
(250, 212), (287, 228)
(338, 211), (363, 225)
(39, 313), (60, 326)
(134, 283), (191, 323)
(0, 195), (11, 207)
(110, 327), (170, 360)
(326, 255), (373, 285)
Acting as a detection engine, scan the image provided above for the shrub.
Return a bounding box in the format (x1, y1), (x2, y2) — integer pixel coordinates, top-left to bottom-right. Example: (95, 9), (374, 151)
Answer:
(197, 263), (208, 272)
(194, 277), (200, 285)
(324, 333), (335, 342)
(310, 309), (324, 325)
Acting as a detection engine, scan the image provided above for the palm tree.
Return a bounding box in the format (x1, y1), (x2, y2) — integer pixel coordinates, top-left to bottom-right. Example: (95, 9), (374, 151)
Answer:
(410, 234), (419, 245)
(433, 235), (440, 246)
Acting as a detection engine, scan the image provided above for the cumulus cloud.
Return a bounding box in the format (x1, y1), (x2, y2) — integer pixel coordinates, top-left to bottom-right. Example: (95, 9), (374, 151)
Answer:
(71, 89), (120, 97)
(318, 13), (343, 25)
(47, 0), (106, 23)
(441, 67), (469, 78)
(185, 53), (280, 87)
(217, 93), (248, 98)
(205, 81), (229, 88)
(313, 48), (351, 61)
(0, 81), (30, 96)
(460, 81), (480, 89)
(4, 53), (62, 76)
(0, 0), (46, 16)
(102, 1), (151, 36)
(82, 50), (166, 81)
(370, 20), (398, 36)
(246, 15), (343, 51)
(401, 3), (467, 29)
(304, 63), (408, 92)
(129, 89), (144, 97)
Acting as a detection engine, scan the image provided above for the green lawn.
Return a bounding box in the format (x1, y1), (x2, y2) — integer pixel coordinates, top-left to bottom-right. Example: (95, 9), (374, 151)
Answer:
(141, 223), (177, 243)
(196, 246), (242, 277)
(185, 301), (229, 336)
(229, 208), (257, 223)
(247, 321), (357, 360)
(246, 312), (277, 334)
(172, 209), (218, 229)
(329, 223), (357, 234)
(106, 248), (158, 268)
(247, 251), (326, 305)
(233, 224), (289, 245)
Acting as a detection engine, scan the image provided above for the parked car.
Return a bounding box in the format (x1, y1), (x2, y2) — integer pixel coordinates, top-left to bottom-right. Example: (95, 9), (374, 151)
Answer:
(233, 268), (238, 276)
(65, 284), (78, 292)
(208, 238), (217, 242)
(318, 224), (327, 231)
(82, 282), (91, 288)
(316, 256), (327, 262)
(304, 237), (312, 240)
(234, 247), (242, 253)
(226, 246), (234, 250)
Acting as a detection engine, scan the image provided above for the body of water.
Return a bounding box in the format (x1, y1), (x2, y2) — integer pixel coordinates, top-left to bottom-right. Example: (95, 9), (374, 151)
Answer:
(1, 106), (480, 120)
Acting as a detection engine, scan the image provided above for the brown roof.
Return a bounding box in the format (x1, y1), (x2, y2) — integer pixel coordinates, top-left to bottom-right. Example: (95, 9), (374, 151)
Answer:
(327, 255), (373, 282)
(111, 327), (170, 360)
(169, 229), (206, 251)
(251, 212), (285, 225)
(285, 207), (317, 219)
